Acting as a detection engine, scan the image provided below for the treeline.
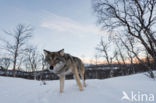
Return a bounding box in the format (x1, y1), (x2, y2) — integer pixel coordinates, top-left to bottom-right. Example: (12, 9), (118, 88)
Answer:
(0, 24), (47, 77)
(0, 64), (155, 80)
(92, 0), (156, 78)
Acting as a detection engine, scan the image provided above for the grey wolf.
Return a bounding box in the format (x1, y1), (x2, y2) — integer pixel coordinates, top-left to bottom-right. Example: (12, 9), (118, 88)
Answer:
(44, 49), (86, 93)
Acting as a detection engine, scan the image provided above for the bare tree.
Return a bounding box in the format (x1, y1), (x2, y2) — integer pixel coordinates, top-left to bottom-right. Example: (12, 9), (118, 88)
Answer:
(94, 54), (99, 65)
(93, 0), (156, 65)
(121, 35), (154, 78)
(96, 37), (116, 65)
(24, 46), (40, 80)
(0, 57), (10, 70)
(2, 24), (33, 76)
(114, 50), (121, 65)
(39, 54), (48, 84)
(41, 54), (47, 71)
(96, 38), (111, 65)
(17, 56), (24, 70)
(113, 37), (126, 64)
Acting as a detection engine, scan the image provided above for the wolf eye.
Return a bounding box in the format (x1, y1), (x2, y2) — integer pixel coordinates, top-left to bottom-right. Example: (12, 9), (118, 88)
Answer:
(55, 58), (60, 63)
(45, 56), (51, 62)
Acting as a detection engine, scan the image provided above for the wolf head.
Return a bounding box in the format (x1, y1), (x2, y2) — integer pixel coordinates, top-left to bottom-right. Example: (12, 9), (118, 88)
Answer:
(43, 49), (66, 74)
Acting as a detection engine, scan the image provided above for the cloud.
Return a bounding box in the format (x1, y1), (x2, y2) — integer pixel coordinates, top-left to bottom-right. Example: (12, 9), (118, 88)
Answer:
(40, 12), (100, 34)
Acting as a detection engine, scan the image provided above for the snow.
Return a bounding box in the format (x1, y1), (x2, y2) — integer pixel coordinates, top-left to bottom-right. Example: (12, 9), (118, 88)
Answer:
(0, 73), (156, 103)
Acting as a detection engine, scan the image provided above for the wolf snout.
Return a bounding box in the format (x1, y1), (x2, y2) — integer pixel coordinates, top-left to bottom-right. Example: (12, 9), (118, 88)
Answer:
(50, 66), (54, 70)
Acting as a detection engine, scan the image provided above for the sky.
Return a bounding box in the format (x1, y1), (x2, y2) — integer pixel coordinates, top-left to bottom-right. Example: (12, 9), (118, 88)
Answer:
(0, 0), (107, 63)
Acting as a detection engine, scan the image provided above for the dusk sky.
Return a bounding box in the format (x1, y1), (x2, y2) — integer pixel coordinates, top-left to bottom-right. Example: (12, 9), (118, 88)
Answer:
(0, 0), (107, 62)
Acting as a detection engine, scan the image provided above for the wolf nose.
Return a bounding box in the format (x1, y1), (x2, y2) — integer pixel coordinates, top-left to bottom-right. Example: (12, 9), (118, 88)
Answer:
(50, 66), (54, 70)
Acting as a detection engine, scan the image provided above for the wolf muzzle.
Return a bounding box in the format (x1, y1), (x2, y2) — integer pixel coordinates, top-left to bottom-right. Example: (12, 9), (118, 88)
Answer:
(48, 62), (66, 74)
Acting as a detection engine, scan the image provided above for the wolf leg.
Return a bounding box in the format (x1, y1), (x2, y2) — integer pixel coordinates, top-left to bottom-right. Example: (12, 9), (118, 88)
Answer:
(80, 66), (86, 87)
(74, 68), (83, 91)
(59, 75), (65, 93)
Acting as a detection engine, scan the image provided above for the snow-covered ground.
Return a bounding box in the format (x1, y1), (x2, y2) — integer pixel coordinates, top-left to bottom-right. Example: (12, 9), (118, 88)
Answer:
(0, 73), (155, 103)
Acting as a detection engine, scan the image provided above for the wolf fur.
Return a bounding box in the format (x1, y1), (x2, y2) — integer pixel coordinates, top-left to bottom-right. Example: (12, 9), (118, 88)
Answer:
(43, 49), (86, 93)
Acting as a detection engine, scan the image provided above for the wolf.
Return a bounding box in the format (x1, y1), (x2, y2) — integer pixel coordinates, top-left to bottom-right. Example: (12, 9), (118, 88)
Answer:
(43, 49), (86, 93)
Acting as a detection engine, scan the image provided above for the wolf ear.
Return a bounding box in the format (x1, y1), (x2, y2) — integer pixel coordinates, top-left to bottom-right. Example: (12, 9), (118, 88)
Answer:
(43, 49), (51, 56)
(58, 49), (64, 56)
